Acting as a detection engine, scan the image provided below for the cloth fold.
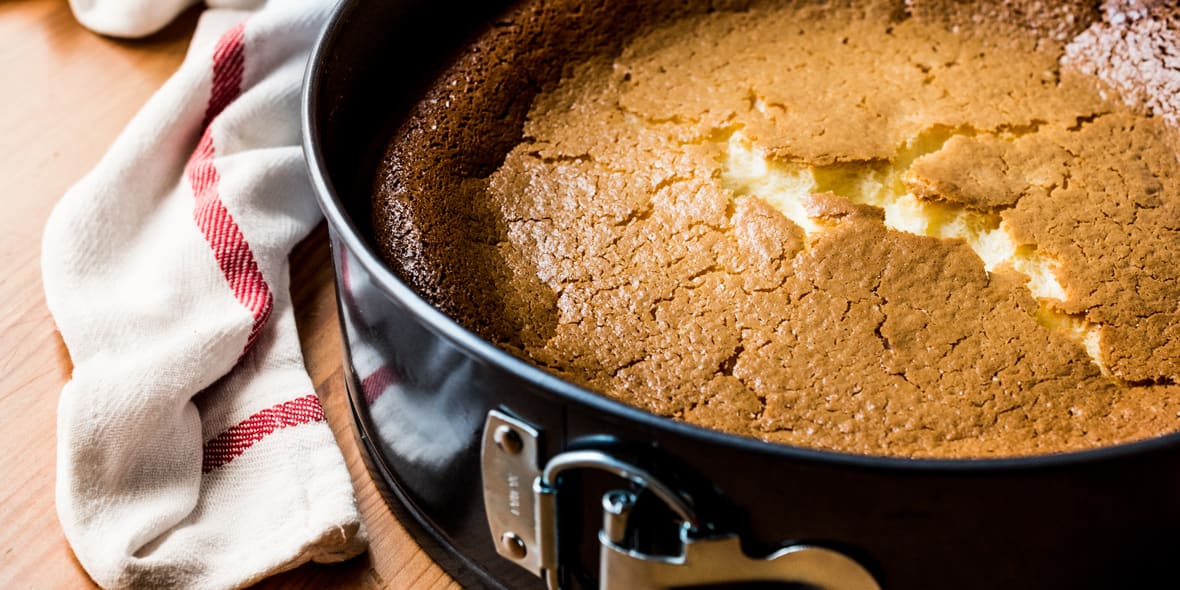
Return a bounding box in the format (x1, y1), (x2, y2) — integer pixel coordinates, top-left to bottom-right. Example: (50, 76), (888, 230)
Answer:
(42, 1), (366, 588)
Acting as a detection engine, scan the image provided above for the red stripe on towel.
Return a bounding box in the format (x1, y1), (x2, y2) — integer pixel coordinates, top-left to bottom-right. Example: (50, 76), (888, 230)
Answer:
(185, 20), (273, 354)
(202, 394), (326, 474)
(203, 22), (246, 129)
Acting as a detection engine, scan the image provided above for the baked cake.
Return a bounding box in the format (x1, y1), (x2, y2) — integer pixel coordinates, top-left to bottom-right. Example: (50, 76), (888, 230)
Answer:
(373, 0), (1180, 458)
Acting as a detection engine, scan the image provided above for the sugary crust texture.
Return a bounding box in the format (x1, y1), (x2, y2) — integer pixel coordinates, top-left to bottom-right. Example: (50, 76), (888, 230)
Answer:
(374, 0), (1180, 457)
(1065, 0), (1180, 128)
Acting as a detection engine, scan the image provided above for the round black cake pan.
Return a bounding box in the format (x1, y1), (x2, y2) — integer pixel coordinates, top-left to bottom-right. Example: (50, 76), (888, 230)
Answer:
(303, 2), (1180, 588)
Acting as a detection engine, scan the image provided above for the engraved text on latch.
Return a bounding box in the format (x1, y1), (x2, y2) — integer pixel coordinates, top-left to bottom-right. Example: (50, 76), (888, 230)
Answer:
(507, 474), (521, 516)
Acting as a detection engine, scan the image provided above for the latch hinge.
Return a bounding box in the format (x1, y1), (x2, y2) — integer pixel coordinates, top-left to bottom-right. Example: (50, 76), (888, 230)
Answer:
(480, 409), (881, 590)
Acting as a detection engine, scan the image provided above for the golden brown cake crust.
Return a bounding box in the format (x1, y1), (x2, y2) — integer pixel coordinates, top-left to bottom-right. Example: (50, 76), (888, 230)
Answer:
(374, 0), (1180, 458)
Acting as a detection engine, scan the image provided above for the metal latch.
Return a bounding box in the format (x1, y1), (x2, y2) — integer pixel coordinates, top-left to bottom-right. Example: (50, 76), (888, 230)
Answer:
(481, 409), (881, 590)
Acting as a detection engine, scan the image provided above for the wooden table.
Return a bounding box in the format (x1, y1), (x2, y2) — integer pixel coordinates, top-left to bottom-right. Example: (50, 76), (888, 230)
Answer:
(0, 2), (458, 588)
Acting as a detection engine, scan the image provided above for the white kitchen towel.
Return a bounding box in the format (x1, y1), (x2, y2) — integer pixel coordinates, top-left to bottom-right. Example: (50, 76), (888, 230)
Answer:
(41, 1), (366, 588)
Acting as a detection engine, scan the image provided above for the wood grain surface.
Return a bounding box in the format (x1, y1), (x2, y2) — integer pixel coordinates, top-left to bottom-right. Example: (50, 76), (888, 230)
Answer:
(0, 2), (458, 588)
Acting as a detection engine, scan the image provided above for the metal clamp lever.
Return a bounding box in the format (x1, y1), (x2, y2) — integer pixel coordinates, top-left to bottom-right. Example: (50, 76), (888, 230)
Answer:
(597, 490), (880, 590)
(534, 449), (702, 590)
(481, 409), (880, 590)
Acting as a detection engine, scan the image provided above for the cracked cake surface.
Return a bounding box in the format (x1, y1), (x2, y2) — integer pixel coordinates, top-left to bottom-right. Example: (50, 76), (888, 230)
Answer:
(373, 0), (1180, 457)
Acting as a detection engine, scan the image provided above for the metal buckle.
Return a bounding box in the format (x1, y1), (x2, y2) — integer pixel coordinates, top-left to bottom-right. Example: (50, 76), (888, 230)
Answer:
(481, 409), (881, 590)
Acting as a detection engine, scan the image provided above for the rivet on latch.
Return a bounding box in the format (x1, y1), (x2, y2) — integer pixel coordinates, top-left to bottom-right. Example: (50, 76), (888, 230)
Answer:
(602, 490), (636, 545)
(494, 425), (524, 455)
(500, 531), (528, 559)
